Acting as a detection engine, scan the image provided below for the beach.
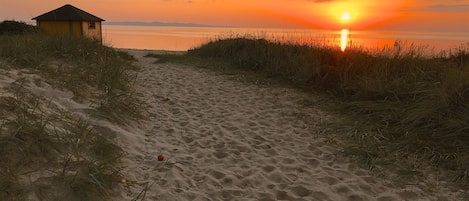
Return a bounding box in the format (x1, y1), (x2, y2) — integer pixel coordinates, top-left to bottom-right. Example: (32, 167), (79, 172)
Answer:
(107, 49), (463, 200)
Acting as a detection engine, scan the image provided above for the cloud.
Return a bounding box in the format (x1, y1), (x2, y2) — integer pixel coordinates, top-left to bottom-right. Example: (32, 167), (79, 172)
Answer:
(312, 0), (334, 2)
(160, 0), (192, 2)
(406, 4), (469, 12)
(290, 0), (338, 2)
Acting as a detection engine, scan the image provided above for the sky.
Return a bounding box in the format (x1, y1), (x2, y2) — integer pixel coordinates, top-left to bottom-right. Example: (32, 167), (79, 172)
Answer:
(1, 0), (468, 32)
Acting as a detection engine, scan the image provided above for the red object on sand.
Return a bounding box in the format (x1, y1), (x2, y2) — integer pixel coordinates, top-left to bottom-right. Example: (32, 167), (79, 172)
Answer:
(157, 154), (164, 161)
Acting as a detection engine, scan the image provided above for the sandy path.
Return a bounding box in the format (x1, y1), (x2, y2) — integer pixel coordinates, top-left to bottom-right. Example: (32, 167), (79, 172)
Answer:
(113, 49), (460, 201)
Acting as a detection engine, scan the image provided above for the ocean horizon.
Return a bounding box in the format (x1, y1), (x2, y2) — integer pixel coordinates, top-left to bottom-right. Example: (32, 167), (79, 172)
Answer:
(102, 24), (468, 54)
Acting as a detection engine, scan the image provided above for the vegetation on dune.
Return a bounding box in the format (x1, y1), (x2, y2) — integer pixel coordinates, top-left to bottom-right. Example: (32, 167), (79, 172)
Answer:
(0, 21), (41, 35)
(154, 37), (469, 187)
(0, 21), (137, 200)
(0, 22), (139, 120)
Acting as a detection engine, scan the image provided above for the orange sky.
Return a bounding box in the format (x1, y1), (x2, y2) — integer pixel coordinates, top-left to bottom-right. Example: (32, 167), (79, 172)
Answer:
(1, 0), (468, 32)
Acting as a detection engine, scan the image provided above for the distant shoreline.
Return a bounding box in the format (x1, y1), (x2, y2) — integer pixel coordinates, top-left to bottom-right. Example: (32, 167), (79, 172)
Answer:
(117, 48), (187, 55)
(104, 21), (228, 28)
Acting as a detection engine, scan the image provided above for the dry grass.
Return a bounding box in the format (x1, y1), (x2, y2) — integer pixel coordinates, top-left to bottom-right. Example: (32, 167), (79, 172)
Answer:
(0, 28), (140, 121)
(0, 21), (138, 200)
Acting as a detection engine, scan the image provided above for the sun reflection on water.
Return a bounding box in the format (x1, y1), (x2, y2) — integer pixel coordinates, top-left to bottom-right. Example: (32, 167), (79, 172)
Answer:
(341, 29), (349, 51)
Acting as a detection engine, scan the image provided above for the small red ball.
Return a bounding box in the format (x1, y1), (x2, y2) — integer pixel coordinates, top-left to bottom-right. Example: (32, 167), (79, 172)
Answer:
(157, 154), (164, 161)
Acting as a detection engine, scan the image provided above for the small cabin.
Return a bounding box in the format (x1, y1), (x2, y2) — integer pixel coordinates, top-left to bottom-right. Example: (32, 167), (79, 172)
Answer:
(32, 4), (104, 43)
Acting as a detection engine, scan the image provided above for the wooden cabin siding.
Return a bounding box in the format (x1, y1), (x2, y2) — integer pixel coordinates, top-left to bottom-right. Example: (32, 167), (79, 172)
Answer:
(37, 21), (82, 37)
(81, 21), (102, 41)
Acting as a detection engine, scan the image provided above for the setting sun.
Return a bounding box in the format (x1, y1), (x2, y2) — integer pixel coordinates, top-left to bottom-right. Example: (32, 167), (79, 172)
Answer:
(341, 12), (351, 21)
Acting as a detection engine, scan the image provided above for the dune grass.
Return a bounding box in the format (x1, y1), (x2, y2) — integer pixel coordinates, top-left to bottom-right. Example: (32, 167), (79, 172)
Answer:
(0, 27), (139, 121)
(151, 37), (469, 187)
(0, 21), (137, 200)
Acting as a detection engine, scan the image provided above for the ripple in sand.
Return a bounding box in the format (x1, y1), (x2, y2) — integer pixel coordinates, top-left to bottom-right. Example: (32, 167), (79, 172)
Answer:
(208, 169), (226, 180)
(289, 185), (312, 197)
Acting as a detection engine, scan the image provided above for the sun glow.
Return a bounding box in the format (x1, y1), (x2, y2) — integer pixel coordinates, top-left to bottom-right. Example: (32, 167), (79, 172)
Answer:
(306, 1), (407, 29)
(341, 12), (351, 21)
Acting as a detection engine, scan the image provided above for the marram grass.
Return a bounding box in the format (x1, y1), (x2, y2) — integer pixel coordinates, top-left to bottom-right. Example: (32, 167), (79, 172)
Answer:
(0, 30), (139, 121)
(0, 21), (137, 200)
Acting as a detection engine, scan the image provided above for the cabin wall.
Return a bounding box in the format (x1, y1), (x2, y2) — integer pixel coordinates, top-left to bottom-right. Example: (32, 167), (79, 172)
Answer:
(37, 21), (82, 37)
(81, 21), (102, 41)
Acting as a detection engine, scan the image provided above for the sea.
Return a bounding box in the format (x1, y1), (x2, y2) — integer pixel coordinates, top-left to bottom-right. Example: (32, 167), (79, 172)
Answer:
(102, 24), (469, 55)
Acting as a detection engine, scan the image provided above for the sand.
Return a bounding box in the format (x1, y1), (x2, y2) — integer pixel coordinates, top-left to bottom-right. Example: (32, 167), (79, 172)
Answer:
(0, 49), (463, 200)
(110, 49), (463, 201)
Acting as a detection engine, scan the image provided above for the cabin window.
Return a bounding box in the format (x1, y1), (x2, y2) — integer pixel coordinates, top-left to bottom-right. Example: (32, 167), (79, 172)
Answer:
(88, 21), (96, 29)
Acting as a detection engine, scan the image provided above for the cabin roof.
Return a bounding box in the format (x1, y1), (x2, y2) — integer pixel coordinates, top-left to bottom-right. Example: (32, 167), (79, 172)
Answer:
(32, 4), (104, 21)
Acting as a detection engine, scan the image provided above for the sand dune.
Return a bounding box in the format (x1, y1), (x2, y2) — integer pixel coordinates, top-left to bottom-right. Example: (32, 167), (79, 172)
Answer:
(109, 49), (463, 201)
